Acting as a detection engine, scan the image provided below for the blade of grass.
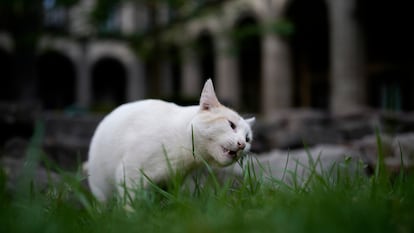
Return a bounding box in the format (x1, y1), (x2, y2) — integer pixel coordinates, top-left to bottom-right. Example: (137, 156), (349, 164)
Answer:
(397, 141), (406, 192)
(281, 149), (290, 183)
(140, 169), (176, 201)
(191, 124), (196, 159)
(374, 127), (389, 185)
(16, 120), (45, 200)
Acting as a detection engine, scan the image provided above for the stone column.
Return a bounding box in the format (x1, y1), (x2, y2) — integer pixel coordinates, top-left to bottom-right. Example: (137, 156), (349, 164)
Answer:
(181, 46), (202, 98)
(76, 59), (90, 108)
(159, 59), (174, 98)
(76, 43), (90, 108)
(215, 34), (239, 108)
(127, 57), (146, 101)
(262, 33), (292, 116)
(120, 2), (137, 35)
(69, 0), (95, 37)
(327, 0), (365, 114)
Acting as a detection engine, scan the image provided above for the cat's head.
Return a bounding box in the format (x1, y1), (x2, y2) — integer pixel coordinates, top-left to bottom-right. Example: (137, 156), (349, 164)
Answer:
(191, 79), (255, 166)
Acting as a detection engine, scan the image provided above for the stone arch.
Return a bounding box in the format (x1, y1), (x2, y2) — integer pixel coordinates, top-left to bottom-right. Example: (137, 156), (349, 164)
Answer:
(36, 50), (76, 109)
(225, 1), (266, 29)
(243, 1), (270, 23)
(89, 41), (145, 103)
(38, 37), (83, 67)
(37, 37), (88, 107)
(234, 15), (262, 113)
(0, 48), (15, 100)
(286, 0), (330, 110)
(91, 57), (127, 111)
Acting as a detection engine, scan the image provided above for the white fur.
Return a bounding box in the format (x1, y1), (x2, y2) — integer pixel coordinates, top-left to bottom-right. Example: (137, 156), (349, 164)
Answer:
(87, 79), (254, 202)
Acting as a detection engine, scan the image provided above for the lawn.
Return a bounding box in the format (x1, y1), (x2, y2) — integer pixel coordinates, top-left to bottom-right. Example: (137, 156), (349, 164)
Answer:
(1, 130), (414, 233)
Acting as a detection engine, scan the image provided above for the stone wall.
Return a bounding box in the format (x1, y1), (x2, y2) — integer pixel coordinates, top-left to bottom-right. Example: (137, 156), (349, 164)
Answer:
(41, 112), (103, 169)
(253, 109), (414, 152)
(1, 108), (414, 189)
(2, 108), (414, 157)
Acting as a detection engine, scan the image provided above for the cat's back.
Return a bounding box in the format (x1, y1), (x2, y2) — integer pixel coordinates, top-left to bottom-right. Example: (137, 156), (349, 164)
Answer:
(91, 99), (199, 151)
(112, 99), (182, 118)
(101, 99), (183, 128)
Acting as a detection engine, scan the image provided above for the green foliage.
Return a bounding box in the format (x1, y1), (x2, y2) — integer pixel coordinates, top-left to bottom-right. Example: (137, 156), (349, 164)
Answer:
(1, 125), (414, 233)
(91, 0), (122, 25)
(270, 19), (295, 37)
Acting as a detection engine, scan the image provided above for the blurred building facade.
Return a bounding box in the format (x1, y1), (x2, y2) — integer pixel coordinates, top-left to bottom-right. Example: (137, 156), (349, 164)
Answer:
(0, 0), (413, 116)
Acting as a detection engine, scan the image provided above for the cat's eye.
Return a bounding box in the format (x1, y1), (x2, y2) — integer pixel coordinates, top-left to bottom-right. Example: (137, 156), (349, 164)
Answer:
(246, 135), (251, 143)
(228, 120), (236, 130)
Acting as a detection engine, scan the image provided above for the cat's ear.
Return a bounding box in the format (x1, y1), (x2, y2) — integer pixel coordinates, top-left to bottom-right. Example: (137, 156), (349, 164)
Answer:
(245, 117), (255, 126)
(200, 79), (221, 111)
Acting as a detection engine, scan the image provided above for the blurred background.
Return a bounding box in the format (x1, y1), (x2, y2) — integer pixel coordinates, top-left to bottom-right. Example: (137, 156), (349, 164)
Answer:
(1, 0), (414, 170)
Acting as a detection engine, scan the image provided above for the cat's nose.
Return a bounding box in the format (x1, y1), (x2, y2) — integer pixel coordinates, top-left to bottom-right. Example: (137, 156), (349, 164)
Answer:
(237, 141), (246, 150)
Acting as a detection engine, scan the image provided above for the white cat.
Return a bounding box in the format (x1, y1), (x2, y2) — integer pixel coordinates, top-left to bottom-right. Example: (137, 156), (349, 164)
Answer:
(86, 79), (254, 202)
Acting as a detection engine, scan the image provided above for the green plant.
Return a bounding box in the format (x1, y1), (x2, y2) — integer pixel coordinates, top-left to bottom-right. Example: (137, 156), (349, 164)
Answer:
(0, 124), (413, 233)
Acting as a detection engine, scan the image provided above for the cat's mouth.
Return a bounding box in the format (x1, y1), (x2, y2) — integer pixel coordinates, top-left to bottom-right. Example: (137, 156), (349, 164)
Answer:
(222, 146), (239, 159)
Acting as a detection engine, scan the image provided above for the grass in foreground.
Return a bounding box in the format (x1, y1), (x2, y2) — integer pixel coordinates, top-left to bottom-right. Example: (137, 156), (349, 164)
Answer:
(1, 156), (414, 233)
(1, 125), (414, 233)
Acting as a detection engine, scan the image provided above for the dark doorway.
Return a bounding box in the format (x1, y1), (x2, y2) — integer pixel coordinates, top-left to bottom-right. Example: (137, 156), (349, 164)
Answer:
(357, 0), (414, 111)
(0, 49), (15, 101)
(168, 46), (182, 99)
(91, 57), (126, 111)
(234, 15), (262, 113)
(196, 32), (215, 88)
(36, 51), (76, 109)
(287, 0), (330, 109)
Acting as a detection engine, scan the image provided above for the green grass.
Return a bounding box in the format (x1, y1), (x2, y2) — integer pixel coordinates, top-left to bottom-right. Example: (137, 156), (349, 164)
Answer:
(1, 124), (414, 233)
